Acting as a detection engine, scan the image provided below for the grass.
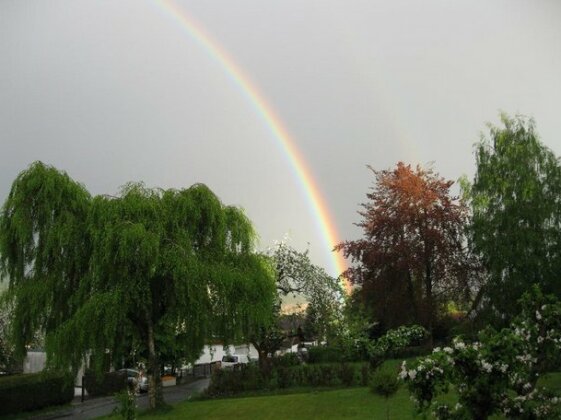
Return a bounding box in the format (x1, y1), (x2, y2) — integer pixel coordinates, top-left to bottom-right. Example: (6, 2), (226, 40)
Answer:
(139, 387), (417, 419)
(105, 363), (561, 420)
(539, 371), (561, 390)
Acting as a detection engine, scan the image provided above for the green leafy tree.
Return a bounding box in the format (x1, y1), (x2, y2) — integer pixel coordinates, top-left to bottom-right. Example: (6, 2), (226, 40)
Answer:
(465, 114), (561, 322)
(0, 162), (276, 409)
(251, 241), (343, 370)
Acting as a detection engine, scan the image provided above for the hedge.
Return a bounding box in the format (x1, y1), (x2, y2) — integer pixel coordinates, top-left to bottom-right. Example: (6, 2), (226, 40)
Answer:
(83, 370), (127, 397)
(0, 372), (74, 416)
(307, 347), (347, 364)
(205, 362), (369, 397)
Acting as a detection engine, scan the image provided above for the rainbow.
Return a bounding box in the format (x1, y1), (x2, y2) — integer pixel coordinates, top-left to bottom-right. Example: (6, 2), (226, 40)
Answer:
(151, 0), (349, 289)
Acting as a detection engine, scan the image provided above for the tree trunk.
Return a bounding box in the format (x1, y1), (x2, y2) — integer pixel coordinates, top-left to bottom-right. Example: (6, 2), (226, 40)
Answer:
(406, 269), (419, 321)
(254, 343), (270, 374)
(425, 261), (434, 347)
(146, 314), (164, 409)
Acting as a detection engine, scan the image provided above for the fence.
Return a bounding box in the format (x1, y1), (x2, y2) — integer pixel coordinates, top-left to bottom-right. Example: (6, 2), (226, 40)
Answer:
(178, 361), (221, 379)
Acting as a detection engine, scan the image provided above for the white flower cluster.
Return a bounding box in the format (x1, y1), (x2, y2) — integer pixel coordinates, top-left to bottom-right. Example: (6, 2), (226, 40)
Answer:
(479, 360), (493, 373)
(401, 291), (561, 419)
(371, 324), (427, 357)
(502, 388), (561, 418)
(399, 356), (447, 384)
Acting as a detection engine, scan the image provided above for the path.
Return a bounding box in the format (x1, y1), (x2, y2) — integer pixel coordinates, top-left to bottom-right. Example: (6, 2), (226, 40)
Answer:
(30, 378), (210, 419)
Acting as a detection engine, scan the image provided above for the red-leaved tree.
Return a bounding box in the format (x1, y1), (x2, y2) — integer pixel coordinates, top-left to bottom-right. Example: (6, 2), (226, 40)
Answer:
(336, 162), (471, 340)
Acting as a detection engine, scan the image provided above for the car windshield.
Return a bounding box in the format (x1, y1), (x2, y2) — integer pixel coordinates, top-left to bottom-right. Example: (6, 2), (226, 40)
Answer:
(222, 355), (238, 363)
(119, 369), (139, 378)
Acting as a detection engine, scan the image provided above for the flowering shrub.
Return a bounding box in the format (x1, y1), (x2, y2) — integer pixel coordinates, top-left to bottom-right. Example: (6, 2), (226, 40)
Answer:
(400, 286), (561, 419)
(368, 325), (427, 368)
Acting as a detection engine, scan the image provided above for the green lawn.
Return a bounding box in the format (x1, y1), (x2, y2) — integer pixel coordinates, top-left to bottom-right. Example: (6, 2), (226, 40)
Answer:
(140, 387), (417, 419)
(104, 364), (560, 420)
(135, 373), (561, 420)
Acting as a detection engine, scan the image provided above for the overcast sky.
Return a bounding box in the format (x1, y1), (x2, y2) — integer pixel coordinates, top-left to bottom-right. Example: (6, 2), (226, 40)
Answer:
(1, 0), (560, 276)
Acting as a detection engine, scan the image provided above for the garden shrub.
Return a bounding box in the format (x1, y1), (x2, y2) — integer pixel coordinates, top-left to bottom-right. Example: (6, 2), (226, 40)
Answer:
(205, 364), (268, 397)
(307, 346), (345, 364)
(205, 362), (369, 397)
(83, 370), (127, 397)
(360, 363), (370, 386)
(366, 325), (428, 369)
(113, 389), (137, 420)
(339, 363), (356, 386)
(0, 372), (73, 416)
(370, 367), (400, 420)
(370, 367), (399, 398)
(389, 345), (430, 360)
(401, 286), (561, 419)
(271, 353), (302, 368)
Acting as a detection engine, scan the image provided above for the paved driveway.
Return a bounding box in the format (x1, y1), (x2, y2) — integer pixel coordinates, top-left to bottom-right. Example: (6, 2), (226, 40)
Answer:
(31, 378), (210, 419)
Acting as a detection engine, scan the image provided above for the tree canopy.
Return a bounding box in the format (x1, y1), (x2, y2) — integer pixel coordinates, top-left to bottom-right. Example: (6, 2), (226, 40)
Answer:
(336, 162), (471, 338)
(465, 114), (561, 322)
(0, 162), (276, 408)
(250, 241), (343, 369)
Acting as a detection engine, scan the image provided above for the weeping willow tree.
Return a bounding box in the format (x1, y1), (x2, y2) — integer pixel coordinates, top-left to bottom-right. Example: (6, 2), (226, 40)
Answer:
(0, 162), (276, 409)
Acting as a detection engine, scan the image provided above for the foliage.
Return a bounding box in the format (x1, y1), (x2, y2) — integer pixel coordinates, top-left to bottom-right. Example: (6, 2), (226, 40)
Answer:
(0, 372), (73, 416)
(205, 362), (369, 397)
(273, 241), (344, 336)
(205, 364), (267, 397)
(329, 289), (377, 362)
(370, 367), (400, 420)
(370, 367), (399, 398)
(113, 389), (138, 420)
(307, 346), (347, 364)
(307, 324), (426, 367)
(251, 240), (343, 369)
(0, 300), (21, 374)
(400, 286), (561, 419)
(0, 162), (277, 409)
(367, 325), (427, 368)
(336, 162), (472, 338)
(465, 114), (561, 322)
(271, 352), (302, 368)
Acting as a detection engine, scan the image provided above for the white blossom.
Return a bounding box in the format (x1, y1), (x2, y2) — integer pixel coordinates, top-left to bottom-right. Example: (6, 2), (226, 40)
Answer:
(481, 361), (493, 373)
(454, 341), (466, 350)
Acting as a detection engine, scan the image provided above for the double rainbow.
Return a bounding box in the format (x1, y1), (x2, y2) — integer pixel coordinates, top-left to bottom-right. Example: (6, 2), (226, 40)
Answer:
(152, 0), (348, 288)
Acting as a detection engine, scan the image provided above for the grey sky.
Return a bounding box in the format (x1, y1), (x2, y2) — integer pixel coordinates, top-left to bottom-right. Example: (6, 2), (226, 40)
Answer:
(1, 0), (560, 276)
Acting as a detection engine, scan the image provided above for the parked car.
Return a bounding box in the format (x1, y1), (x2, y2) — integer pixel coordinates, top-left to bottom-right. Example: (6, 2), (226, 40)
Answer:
(118, 368), (149, 393)
(221, 354), (250, 370)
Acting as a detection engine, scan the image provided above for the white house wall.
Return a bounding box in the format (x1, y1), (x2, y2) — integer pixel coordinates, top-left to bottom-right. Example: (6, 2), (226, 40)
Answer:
(194, 343), (258, 365)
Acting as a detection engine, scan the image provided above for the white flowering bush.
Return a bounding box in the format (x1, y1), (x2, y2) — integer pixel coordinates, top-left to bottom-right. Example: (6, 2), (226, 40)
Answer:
(400, 286), (561, 419)
(368, 325), (427, 368)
